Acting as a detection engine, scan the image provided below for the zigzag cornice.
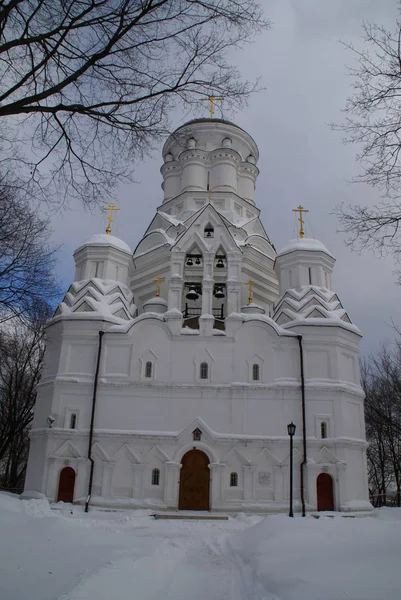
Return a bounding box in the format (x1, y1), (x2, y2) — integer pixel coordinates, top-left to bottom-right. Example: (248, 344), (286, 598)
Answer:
(52, 278), (136, 323)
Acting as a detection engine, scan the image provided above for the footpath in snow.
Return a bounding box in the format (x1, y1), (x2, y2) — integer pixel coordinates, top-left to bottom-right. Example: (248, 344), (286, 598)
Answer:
(0, 492), (400, 600)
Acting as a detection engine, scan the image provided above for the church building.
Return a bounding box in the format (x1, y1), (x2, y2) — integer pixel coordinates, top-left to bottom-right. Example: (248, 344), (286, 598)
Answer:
(23, 116), (372, 513)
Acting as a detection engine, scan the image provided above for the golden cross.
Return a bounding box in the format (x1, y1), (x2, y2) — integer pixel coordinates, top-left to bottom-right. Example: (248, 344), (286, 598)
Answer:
(292, 205), (309, 239)
(245, 279), (254, 304)
(102, 202), (119, 235)
(153, 276), (165, 298)
(207, 188), (212, 203)
(201, 95), (224, 118)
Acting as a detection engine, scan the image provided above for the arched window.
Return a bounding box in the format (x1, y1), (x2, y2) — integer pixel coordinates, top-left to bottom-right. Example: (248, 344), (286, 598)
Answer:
(230, 472), (238, 487)
(252, 364), (260, 381)
(200, 362), (208, 380)
(321, 422), (328, 439)
(69, 413), (77, 429)
(151, 468), (160, 485)
(145, 361), (152, 378)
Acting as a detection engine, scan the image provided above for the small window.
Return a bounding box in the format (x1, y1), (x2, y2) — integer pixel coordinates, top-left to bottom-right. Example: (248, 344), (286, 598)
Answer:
(252, 364), (260, 381)
(230, 472), (238, 487)
(321, 422), (328, 439)
(204, 224), (214, 238)
(308, 267), (312, 285)
(200, 362), (208, 380)
(151, 468), (160, 485)
(145, 361), (152, 378)
(70, 413), (77, 429)
(193, 428), (202, 441)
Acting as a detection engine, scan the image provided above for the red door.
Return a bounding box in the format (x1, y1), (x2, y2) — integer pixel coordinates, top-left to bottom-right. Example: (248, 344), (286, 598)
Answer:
(317, 473), (334, 511)
(57, 467), (76, 503)
(179, 450), (210, 510)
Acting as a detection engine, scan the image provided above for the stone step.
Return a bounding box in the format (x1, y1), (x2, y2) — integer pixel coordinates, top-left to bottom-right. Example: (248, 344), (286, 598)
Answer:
(152, 511), (229, 521)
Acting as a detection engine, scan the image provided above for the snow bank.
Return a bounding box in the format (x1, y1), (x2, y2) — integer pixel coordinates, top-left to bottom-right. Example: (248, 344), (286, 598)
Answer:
(0, 491), (52, 518)
(228, 514), (401, 600)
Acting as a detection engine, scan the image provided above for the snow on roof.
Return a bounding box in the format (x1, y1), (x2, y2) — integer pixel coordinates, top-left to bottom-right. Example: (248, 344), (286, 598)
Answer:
(277, 237), (334, 258)
(272, 285), (361, 335)
(157, 211), (184, 227)
(76, 233), (132, 254)
(52, 278), (136, 324)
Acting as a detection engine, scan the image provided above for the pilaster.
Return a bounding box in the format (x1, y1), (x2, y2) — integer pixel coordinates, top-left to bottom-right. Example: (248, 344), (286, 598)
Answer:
(132, 463), (146, 499)
(209, 462), (225, 508)
(242, 465), (258, 501)
(164, 461), (181, 507)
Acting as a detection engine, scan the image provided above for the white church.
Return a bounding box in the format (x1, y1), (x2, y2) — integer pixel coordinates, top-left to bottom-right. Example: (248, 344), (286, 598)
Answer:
(23, 117), (372, 514)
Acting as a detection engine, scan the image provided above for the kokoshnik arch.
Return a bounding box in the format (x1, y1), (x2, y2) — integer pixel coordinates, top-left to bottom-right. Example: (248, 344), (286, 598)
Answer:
(23, 117), (372, 514)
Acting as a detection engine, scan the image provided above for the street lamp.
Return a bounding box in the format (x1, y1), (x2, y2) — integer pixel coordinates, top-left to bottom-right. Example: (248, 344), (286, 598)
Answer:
(287, 421), (296, 517)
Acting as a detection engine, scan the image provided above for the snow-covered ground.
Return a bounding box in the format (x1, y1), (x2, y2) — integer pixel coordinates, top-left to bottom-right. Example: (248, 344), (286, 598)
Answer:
(1, 492), (400, 600)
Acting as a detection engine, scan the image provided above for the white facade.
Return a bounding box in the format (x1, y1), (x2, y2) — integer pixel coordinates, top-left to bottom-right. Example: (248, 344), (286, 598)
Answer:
(23, 118), (372, 513)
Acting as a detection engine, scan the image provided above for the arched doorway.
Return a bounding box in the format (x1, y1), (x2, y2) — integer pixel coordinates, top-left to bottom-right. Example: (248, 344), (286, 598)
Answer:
(317, 473), (334, 511)
(57, 466), (76, 503)
(179, 449), (210, 510)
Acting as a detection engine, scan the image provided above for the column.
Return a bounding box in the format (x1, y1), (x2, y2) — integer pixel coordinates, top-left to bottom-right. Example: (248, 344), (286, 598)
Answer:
(199, 251), (214, 336)
(225, 253), (243, 335)
(166, 250), (185, 334)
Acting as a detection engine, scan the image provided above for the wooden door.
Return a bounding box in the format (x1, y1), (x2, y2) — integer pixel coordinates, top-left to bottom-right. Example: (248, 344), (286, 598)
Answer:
(179, 450), (210, 510)
(57, 466), (76, 503)
(317, 473), (334, 511)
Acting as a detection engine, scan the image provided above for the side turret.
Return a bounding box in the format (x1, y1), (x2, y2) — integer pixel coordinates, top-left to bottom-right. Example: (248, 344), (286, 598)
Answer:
(275, 237), (335, 294)
(73, 233), (133, 287)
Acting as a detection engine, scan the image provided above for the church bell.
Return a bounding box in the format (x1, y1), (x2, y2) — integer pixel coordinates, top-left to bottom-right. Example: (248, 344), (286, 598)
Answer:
(186, 285), (199, 301)
(214, 286), (225, 299)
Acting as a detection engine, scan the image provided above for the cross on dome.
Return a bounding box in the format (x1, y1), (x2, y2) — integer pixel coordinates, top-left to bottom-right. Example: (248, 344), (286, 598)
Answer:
(292, 205), (309, 239)
(201, 95), (224, 118)
(153, 276), (165, 298)
(245, 279), (254, 304)
(103, 202), (119, 235)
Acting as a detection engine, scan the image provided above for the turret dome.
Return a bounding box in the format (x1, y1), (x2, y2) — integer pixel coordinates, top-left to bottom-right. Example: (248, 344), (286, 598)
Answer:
(76, 233), (132, 254)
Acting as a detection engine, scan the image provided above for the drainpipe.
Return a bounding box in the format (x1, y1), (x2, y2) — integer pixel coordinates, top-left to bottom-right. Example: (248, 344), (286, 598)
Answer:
(85, 330), (104, 513)
(297, 335), (307, 517)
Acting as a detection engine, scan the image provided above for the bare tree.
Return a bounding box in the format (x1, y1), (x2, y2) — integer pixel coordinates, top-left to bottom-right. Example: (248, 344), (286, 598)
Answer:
(0, 301), (50, 492)
(0, 177), (59, 321)
(334, 13), (401, 280)
(361, 344), (401, 507)
(0, 1), (269, 206)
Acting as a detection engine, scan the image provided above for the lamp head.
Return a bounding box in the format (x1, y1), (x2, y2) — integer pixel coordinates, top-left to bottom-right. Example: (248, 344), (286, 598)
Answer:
(287, 421), (296, 436)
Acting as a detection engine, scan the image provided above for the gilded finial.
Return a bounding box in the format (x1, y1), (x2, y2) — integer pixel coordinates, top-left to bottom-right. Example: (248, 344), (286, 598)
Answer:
(153, 276), (165, 298)
(292, 205), (309, 239)
(245, 279), (254, 305)
(201, 95), (224, 118)
(102, 202), (119, 235)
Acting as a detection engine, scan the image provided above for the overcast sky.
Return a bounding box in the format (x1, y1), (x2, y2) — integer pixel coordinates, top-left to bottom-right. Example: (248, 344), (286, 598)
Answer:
(50, 0), (401, 355)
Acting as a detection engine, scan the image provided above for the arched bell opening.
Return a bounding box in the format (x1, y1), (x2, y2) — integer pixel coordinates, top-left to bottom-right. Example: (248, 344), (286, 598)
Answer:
(182, 245), (203, 329)
(213, 246), (227, 330)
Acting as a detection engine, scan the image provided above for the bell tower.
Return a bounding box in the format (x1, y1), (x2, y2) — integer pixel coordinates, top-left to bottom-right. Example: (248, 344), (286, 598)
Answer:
(131, 117), (279, 332)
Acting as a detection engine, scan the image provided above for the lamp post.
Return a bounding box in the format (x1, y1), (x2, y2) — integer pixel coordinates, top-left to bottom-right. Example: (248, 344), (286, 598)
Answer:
(287, 421), (296, 517)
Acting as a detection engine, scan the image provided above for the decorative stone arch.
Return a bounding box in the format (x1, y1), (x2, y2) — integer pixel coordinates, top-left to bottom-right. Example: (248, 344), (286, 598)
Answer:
(317, 472), (335, 511)
(57, 466), (76, 503)
(126, 314), (173, 339)
(178, 448), (211, 511)
(173, 441), (219, 465)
